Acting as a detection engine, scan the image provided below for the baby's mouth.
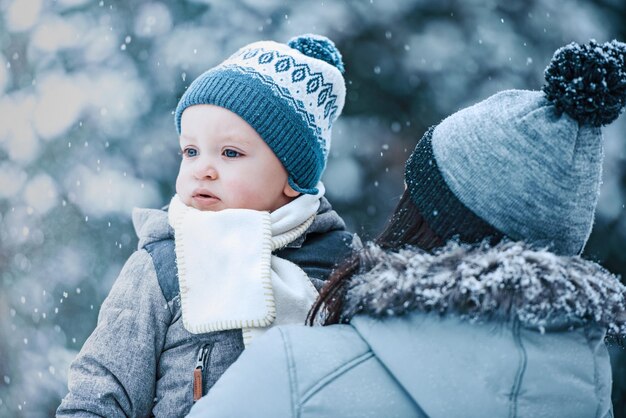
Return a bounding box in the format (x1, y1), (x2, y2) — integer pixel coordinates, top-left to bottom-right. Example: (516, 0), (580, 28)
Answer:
(192, 188), (218, 200)
(191, 190), (221, 209)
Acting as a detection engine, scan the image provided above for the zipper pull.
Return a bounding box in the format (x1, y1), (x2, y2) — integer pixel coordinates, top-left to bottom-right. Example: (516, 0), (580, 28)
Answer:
(193, 345), (210, 402)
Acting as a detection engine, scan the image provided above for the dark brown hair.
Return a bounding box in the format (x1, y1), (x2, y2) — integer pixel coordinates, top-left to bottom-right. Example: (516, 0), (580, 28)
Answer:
(307, 190), (445, 325)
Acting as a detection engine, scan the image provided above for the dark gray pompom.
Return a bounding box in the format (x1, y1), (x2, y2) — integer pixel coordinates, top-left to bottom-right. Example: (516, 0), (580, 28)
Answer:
(543, 40), (626, 127)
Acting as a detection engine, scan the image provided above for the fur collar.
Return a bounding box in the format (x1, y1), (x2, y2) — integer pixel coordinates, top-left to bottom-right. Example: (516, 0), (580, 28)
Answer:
(342, 241), (626, 337)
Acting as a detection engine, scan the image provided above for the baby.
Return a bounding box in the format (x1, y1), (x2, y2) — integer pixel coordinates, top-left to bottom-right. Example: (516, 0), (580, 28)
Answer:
(57, 34), (356, 417)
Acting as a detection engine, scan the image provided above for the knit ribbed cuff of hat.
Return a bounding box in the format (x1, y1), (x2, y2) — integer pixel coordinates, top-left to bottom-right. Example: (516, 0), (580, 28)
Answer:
(175, 68), (324, 195)
(405, 126), (504, 244)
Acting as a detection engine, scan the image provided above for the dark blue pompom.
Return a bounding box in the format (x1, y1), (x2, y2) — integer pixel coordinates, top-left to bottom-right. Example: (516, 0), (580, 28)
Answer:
(288, 34), (345, 74)
(543, 40), (626, 126)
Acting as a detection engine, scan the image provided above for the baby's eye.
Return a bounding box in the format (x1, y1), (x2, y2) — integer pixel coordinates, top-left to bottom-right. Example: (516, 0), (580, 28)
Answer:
(222, 149), (241, 158)
(182, 148), (198, 158)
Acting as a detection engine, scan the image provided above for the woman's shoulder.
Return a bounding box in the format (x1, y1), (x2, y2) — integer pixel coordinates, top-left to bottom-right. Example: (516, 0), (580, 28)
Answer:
(260, 323), (372, 377)
(188, 324), (375, 418)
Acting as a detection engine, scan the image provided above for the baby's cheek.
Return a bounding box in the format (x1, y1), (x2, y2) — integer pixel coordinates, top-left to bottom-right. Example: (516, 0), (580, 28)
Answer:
(230, 178), (255, 195)
(228, 179), (266, 206)
(174, 173), (183, 194)
(175, 171), (192, 203)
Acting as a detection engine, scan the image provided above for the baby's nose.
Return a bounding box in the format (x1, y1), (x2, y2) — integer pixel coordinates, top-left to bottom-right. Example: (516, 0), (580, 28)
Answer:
(194, 162), (218, 180)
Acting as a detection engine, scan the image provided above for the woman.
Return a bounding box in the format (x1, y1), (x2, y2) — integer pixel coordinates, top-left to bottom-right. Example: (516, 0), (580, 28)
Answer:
(188, 40), (626, 418)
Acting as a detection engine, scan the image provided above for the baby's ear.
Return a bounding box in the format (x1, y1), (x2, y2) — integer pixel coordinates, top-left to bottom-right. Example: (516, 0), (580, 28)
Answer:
(283, 182), (300, 198)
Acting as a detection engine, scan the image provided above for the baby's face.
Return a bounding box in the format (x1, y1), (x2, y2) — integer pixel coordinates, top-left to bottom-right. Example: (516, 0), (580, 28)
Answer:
(176, 104), (298, 212)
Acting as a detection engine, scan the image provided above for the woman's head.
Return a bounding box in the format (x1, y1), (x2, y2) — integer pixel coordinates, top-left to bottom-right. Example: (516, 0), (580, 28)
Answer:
(309, 40), (626, 325)
(403, 40), (626, 256)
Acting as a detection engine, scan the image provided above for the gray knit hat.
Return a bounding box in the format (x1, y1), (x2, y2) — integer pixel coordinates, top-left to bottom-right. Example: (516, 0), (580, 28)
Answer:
(405, 40), (626, 256)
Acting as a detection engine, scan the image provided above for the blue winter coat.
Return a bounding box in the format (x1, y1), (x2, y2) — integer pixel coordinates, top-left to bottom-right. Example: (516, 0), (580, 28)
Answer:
(188, 241), (625, 418)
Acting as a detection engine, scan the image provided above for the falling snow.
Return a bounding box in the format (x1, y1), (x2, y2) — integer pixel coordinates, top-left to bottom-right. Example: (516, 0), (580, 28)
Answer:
(1, 0), (625, 416)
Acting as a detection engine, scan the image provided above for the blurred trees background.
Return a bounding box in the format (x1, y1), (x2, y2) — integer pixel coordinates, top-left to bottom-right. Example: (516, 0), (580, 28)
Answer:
(1, 0), (625, 416)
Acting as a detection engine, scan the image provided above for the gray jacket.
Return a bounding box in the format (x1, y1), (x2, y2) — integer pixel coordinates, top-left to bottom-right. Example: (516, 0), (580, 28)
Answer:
(188, 241), (626, 418)
(57, 198), (355, 417)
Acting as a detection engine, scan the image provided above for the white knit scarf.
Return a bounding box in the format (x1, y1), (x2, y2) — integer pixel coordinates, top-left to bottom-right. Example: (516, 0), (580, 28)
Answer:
(167, 184), (325, 346)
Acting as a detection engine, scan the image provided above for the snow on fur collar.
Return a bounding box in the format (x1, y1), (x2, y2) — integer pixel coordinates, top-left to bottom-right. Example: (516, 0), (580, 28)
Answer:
(342, 240), (626, 337)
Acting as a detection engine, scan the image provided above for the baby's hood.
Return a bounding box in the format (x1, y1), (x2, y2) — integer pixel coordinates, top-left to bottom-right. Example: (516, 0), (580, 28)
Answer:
(132, 207), (173, 249)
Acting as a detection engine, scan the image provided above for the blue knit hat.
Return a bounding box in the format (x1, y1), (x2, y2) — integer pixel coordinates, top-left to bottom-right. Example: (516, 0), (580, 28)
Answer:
(405, 40), (626, 256)
(175, 34), (346, 195)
